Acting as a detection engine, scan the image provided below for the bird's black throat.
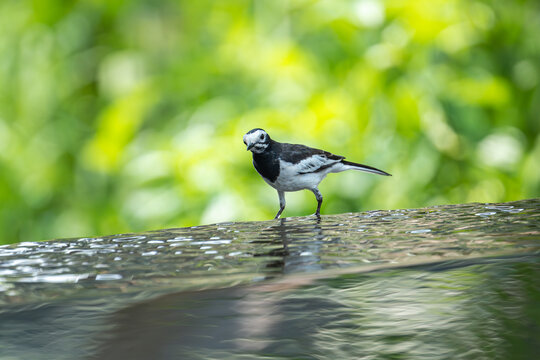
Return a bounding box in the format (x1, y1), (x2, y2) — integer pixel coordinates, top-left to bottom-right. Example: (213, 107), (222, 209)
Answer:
(252, 141), (280, 183)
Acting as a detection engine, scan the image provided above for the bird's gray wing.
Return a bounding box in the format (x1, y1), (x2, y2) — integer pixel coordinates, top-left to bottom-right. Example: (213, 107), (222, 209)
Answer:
(279, 143), (344, 174)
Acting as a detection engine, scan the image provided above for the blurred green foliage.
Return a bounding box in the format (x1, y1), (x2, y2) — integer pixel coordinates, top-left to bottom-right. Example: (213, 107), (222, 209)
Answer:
(0, 0), (539, 244)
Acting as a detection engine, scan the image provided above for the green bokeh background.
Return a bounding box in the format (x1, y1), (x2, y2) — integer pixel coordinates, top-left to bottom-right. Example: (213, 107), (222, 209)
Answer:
(0, 0), (539, 244)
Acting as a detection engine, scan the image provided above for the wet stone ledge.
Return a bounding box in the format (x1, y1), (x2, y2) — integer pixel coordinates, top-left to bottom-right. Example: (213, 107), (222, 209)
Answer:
(1, 199), (539, 360)
(0, 199), (538, 307)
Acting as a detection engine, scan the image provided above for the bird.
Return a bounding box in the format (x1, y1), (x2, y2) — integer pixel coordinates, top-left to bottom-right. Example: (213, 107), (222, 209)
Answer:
(243, 128), (391, 219)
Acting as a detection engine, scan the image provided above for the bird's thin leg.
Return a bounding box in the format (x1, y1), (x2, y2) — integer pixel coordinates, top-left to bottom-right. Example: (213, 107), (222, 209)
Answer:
(274, 190), (286, 219)
(311, 188), (323, 218)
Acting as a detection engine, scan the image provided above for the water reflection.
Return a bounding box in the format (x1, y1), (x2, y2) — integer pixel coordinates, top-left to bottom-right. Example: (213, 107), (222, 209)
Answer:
(0, 199), (538, 359)
(253, 217), (326, 273)
(88, 255), (540, 359)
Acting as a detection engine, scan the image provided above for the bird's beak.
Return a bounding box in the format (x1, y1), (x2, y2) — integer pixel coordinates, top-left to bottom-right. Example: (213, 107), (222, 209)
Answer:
(246, 143), (254, 151)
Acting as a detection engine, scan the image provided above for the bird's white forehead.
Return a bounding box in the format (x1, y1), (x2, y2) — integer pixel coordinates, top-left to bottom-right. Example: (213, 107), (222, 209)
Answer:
(243, 129), (266, 143)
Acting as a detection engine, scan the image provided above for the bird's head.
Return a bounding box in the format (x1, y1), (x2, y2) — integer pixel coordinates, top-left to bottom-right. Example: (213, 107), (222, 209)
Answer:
(243, 128), (270, 153)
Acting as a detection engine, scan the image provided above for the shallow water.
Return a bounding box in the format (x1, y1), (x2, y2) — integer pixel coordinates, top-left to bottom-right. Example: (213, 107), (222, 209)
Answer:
(0, 199), (539, 359)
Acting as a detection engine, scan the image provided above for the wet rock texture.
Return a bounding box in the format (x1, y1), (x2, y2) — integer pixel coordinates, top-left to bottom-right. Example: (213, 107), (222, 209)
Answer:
(0, 199), (539, 359)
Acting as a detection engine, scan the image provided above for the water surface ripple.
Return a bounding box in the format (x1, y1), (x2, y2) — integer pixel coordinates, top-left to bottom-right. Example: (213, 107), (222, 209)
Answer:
(0, 199), (538, 359)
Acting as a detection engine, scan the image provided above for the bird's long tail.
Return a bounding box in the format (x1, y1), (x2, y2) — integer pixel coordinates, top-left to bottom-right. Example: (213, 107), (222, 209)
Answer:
(341, 160), (391, 176)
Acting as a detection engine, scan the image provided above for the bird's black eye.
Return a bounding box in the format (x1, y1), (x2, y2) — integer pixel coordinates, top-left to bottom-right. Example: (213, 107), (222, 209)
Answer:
(260, 134), (264, 140)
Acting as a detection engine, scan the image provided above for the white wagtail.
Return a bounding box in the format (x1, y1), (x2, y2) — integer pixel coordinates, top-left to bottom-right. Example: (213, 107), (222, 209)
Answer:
(243, 128), (391, 219)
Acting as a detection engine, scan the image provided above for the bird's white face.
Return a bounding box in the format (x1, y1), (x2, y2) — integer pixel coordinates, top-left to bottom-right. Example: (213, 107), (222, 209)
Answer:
(243, 129), (269, 154)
